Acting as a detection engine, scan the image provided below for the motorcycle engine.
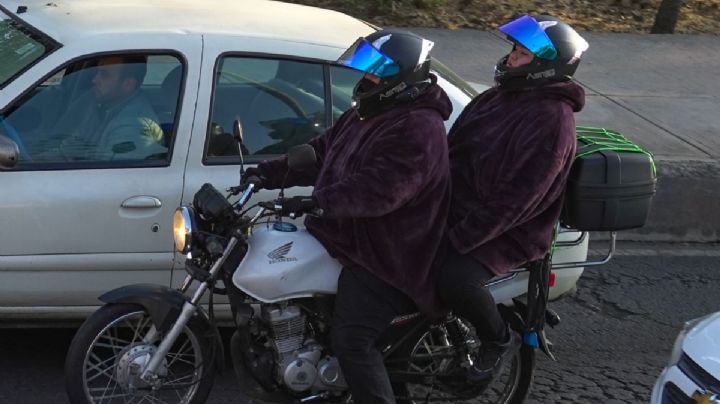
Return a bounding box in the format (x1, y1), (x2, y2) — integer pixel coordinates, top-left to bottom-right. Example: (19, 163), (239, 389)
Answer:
(261, 304), (347, 393)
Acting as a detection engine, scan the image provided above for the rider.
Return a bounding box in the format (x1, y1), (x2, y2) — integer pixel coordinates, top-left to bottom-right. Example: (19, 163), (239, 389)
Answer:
(243, 29), (452, 404)
(437, 15), (589, 385)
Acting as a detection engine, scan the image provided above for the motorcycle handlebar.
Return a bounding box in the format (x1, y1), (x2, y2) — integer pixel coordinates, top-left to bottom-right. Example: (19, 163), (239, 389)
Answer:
(289, 207), (324, 219)
(257, 199), (323, 219)
(228, 176), (262, 196)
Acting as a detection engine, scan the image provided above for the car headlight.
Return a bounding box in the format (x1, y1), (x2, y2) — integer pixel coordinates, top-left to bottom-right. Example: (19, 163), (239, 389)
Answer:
(668, 313), (716, 366)
(173, 207), (194, 254)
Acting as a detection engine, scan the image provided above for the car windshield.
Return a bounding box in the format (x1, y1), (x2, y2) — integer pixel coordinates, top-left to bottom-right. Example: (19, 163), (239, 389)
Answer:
(0, 8), (55, 89)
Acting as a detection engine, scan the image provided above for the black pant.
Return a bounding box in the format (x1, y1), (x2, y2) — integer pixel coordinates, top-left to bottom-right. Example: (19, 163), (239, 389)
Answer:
(437, 247), (507, 343)
(332, 266), (416, 404)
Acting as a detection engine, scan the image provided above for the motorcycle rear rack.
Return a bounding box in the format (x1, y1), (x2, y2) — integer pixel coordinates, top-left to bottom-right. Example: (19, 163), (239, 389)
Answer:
(551, 230), (617, 269)
(500, 231), (617, 278)
(496, 231), (615, 280)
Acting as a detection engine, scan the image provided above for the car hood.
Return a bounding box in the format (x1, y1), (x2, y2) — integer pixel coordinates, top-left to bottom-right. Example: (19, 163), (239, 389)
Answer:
(683, 311), (720, 378)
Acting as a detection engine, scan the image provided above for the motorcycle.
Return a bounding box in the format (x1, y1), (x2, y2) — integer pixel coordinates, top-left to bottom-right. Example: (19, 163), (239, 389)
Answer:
(64, 121), (619, 404)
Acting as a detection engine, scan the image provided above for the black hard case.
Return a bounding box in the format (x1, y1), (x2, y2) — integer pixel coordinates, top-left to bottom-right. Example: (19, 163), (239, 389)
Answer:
(560, 129), (657, 231)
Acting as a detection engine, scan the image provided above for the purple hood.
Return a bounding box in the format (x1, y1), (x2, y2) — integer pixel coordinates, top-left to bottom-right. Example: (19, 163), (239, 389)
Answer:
(446, 81), (585, 275)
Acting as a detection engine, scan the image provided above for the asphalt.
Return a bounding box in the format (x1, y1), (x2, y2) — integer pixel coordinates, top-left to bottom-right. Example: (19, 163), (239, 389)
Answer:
(408, 29), (720, 243)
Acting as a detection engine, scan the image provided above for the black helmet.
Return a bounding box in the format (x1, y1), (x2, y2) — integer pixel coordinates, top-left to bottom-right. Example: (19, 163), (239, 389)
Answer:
(337, 29), (435, 118)
(494, 15), (589, 89)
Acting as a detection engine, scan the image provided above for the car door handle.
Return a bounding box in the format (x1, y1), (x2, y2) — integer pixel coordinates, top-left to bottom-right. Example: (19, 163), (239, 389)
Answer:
(121, 196), (163, 208)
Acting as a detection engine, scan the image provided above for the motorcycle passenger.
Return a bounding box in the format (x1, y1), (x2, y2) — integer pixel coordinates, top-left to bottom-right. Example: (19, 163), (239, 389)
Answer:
(437, 15), (589, 386)
(243, 29), (453, 404)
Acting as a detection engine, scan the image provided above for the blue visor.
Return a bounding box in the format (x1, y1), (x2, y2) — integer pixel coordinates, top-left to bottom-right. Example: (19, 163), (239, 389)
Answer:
(499, 15), (557, 60)
(337, 38), (400, 78)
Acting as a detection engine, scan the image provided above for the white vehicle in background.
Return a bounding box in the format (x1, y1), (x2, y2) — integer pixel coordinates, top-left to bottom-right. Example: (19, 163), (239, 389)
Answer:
(0, 0), (591, 324)
(651, 311), (720, 404)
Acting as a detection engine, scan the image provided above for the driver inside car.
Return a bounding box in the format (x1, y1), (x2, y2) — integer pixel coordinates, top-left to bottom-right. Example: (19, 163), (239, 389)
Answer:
(38, 55), (165, 161)
(241, 29), (453, 404)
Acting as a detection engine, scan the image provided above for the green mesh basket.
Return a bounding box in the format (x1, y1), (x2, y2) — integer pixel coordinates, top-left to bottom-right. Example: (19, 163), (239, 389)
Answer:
(575, 126), (656, 176)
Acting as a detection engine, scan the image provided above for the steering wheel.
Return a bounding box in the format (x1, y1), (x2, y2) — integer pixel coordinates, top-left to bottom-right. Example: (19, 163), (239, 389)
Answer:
(0, 117), (30, 161)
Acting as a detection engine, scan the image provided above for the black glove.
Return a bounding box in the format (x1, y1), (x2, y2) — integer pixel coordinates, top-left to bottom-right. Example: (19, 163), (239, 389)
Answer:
(281, 195), (320, 217)
(239, 167), (265, 191)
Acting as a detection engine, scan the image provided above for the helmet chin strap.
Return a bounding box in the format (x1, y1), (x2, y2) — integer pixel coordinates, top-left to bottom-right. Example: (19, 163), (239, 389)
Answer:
(354, 78), (433, 119)
(395, 77), (432, 102)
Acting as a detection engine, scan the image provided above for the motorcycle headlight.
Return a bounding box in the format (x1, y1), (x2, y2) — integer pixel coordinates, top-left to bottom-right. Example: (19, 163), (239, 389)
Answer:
(173, 207), (194, 254)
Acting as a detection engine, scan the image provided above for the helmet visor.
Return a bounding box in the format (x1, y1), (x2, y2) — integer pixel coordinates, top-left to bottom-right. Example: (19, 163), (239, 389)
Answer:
(337, 38), (401, 78)
(499, 15), (558, 60)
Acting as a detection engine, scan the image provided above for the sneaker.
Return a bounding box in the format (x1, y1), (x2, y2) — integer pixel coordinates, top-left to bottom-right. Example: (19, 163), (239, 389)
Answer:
(467, 327), (521, 384)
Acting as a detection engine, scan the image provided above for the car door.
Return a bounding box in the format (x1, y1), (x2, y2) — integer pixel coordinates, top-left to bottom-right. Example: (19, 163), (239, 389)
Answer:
(0, 38), (202, 317)
(174, 37), (343, 291)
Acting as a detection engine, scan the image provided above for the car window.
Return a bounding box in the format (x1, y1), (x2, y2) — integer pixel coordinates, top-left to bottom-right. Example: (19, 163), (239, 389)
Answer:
(0, 9), (57, 89)
(0, 53), (183, 168)
(328, 65), (363, 123)
(143, 55), (184, 86)
(204, 57), (326, 163)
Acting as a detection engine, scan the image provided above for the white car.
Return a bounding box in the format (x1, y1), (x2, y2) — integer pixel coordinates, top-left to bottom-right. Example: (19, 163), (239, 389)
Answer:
(0, 0), (588, 324)
(651, 311), (720, 404)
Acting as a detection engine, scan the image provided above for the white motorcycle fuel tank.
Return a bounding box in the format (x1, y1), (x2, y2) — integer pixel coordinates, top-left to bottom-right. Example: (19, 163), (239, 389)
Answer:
(233, 222), (343, 302)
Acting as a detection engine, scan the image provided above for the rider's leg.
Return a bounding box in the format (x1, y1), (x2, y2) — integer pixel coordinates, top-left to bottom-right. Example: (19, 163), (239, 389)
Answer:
(437, 247), (506, 342)
(437, 247), (520, 382)
(332, 266), (415, 404)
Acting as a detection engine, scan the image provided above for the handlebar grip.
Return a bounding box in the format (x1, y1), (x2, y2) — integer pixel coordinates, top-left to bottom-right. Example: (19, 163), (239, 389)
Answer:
(245, 176), (262, 187)
(289, 207), (323, 219)
(229, 176), (263, 196)
(258, 201), (275, 210)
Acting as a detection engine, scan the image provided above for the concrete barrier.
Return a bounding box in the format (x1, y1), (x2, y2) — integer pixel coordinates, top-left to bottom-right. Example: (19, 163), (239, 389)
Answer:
(594, 159), (720, 242)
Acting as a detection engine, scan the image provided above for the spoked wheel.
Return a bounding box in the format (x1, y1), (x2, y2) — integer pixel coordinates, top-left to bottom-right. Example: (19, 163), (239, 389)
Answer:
(65, 303), (215, 404)
(393, 325), (535, 404)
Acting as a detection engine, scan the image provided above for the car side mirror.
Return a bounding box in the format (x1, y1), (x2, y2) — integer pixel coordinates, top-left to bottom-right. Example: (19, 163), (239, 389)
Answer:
(287, 144), (316, 172)
(0, 134), (20, 169)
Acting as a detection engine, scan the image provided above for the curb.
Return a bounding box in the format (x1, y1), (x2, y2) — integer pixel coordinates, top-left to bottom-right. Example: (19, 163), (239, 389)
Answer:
(594, 158), (720, 243)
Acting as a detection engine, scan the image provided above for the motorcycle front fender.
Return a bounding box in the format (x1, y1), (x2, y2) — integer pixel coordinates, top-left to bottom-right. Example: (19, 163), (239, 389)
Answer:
(99, 283), (225, 372)
(99, 283), (188, 333)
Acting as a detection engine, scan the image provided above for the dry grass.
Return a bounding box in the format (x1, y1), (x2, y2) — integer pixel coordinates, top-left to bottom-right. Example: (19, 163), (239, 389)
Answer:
(290, 0), (720, 34)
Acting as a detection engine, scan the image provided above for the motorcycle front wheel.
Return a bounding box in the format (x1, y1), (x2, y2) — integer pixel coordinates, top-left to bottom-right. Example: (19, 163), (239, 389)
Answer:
(65, 303), (215, 404)
(393, 324), (535, 404)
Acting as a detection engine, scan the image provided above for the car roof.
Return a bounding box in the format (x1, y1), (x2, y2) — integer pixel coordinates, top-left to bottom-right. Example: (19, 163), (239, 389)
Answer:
(2, 0), (374, 47)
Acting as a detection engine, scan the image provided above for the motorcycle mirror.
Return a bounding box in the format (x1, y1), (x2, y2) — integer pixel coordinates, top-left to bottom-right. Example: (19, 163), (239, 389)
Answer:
(287, 144), (316, 172)
(0, 134), (19, 170)
(233, 119), (244, 145)
(233, 119), (246, 176)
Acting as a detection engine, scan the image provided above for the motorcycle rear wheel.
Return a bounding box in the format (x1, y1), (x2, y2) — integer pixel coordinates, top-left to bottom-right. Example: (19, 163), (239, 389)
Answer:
(65, 303), (215, 404)
(393, 324), (535, 404)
